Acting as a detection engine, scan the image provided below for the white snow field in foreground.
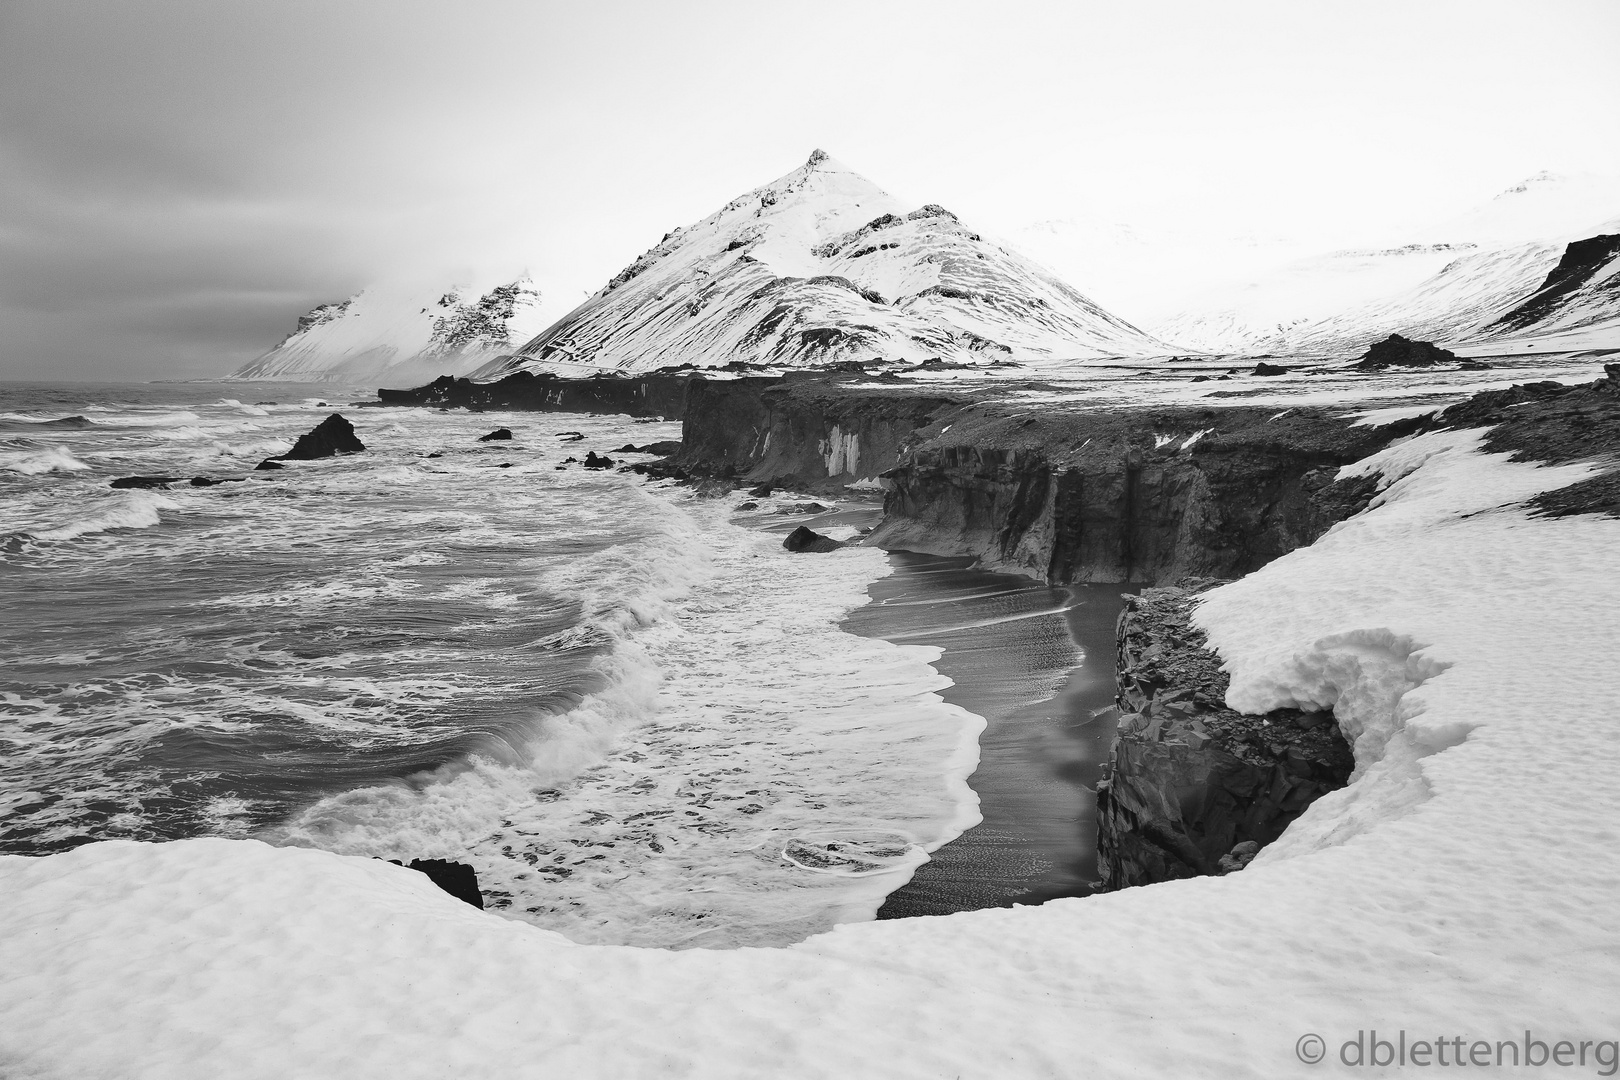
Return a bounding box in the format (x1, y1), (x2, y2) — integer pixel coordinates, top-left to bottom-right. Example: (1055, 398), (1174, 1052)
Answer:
(5, 430), (1620, 1079)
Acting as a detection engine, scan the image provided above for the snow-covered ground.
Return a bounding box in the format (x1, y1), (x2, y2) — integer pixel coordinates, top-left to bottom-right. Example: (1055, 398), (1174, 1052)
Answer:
(5, 398), (1619, 1077)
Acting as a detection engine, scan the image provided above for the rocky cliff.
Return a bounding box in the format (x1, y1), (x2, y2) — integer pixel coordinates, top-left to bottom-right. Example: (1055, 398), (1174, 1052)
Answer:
(671, 372), (1406, 578)
(376, 370), (691, 419)
(1097, 584), (1354, 889)
(675, 374), (963, 493)
(868, 403), (1403, 584)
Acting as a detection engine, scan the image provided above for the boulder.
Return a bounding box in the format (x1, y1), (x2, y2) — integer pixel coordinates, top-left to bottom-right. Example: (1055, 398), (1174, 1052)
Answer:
(737, 501), (760, 511)
(1252, 362), (1290, 376)
(478, 428), (513, 442)
(254, 460), (285, 471)
(748, 483), (775, 498)
(1353, 334), (1459, 370)
(277, 414), (365, 461)
(783, 525), (845, 553)
(582, 452), (615, 470)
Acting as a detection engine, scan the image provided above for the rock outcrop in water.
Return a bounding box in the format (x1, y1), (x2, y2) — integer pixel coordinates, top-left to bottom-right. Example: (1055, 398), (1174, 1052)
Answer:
(281, 414), (366, 460)
(782, 526), (845, 553)
(253, 413), (365, 471)
(1096, 584), (1354, 889)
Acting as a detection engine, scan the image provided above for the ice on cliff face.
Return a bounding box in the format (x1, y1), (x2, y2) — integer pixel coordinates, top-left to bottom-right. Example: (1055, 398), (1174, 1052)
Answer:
(231, 276), (550, 383)
(472, 150), (1167, 380)
(4, 424), (1619, 1078)
(1150, 171), (1620, 355)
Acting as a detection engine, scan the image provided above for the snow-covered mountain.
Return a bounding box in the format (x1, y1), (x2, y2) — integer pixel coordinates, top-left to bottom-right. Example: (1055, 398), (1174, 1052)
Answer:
(1149, 172), (1620, 355)
(1477, 231), (1620, 348)
(474, 151), (1164, 379)
(232, 277), (549, 383)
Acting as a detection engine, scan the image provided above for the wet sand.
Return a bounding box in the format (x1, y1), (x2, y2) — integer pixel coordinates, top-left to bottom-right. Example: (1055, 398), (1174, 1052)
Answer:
(841, 551), (1131, 918)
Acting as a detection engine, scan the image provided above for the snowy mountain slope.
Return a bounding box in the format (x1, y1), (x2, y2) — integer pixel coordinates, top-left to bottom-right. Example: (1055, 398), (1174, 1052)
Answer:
(232, 277), (549, 383)
(1482, 230), (1620, 340)
(474, 151), (1164, 379)
(1150, 173), (1620, 355)
(1001, 214), (1314, 326)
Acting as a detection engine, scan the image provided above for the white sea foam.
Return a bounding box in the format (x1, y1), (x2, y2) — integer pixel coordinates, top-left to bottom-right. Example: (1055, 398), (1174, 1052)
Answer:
(29, 492), (177, 541)
(102, 410), (203, 427)
(0, 402), (982, 950)
(0, 446), (91, 474)
(270, 478), (982, 947)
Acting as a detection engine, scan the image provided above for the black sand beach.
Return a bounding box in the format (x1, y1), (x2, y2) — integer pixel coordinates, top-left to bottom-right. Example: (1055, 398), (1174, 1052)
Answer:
(843, 552), (1131, 918)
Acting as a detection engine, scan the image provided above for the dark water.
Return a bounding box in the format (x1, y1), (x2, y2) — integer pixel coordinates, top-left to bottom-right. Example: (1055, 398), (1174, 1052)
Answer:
(842, 552), (1131, 918)
(1, 381), (992, 948)
(0, 381), (625, 854)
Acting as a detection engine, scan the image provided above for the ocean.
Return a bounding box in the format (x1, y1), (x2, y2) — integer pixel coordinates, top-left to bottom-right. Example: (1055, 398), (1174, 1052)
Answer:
(1, 380), (1118, 949)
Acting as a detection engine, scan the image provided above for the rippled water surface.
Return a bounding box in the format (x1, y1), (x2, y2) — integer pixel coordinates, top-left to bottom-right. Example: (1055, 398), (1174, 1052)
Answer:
(0, 381), (980, 948)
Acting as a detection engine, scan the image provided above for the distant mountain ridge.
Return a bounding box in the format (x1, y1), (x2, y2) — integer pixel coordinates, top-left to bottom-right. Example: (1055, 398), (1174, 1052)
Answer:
(231, 277), (547, 383)
(472, 150), (1165, 379)
(1147, 172), (1620, 355)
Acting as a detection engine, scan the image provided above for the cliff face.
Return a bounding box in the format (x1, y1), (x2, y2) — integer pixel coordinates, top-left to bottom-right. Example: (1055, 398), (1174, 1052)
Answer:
(676, 375), (963, 493)
(1097, 584), (1355, 890)
(672, 374), (1403, 577)
(375, 371), (691, 419)
(869, 404), (1398, 585)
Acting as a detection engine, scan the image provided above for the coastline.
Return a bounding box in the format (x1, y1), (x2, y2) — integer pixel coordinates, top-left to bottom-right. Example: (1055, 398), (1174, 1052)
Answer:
(838, 552), (1130, 917)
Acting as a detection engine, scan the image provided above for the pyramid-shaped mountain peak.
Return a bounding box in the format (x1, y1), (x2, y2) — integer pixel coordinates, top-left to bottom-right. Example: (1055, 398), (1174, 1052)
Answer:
(474, 154), (1163, 378)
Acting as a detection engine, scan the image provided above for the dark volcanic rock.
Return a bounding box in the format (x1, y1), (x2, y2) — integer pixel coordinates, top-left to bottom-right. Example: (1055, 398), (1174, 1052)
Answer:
(783, 525), (845, 553)
(582, 452), (615, 469)
(1353, 334), (1459, 370)
(378, 372), (691, 419)
(395, 858), (483, 909)
(254, 460), (285, 471)
(110, 476), (189, 489)
(1252, 362), (1290, 376)
(615, 440), (682, 455)
(1096, 583), (1354, 890)
(1488, 233), (1620, 332)
(279, 414), (366, 461)
(478, 428), (513, 441)
(869, 404), (1401, 585)
(748, 484), (775, 498)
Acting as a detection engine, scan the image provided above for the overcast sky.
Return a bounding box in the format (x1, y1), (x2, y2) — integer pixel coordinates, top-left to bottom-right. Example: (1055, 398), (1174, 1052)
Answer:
(2, 0), (1617, 381)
